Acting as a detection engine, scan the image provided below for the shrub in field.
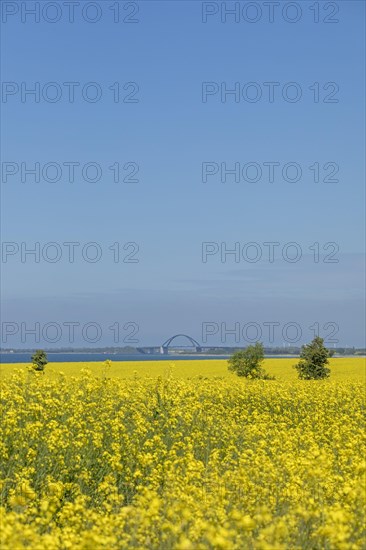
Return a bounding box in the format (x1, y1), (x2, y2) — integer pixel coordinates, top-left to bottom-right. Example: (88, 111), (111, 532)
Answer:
(228, 342), (274, 379)
(31, 350), (48, 372)
(294, 336), (331, 379)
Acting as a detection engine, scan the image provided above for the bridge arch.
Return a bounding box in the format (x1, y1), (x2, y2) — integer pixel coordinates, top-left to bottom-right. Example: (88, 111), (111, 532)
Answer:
(161, 334), (202, 354)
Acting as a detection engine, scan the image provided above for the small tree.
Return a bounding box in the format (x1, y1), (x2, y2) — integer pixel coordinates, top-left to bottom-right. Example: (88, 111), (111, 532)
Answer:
(293, 337), (330, 379)
(31, 350), (48, 372)
(228, 342), (273, 379)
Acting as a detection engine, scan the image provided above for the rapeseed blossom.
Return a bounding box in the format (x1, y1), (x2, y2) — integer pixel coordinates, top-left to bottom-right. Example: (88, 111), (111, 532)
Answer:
(0, 362), (365, 549)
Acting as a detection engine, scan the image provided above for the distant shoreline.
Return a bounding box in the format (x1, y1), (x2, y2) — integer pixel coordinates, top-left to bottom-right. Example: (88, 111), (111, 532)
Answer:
(1, 353), (365, 365)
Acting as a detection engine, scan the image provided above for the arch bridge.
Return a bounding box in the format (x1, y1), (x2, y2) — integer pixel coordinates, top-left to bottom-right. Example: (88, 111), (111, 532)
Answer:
(160, 334), (202, 354)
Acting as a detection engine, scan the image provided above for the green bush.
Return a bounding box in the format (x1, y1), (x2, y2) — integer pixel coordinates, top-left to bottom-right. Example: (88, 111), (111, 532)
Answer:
(228, 342), (274, 379)
(31, 350), (48, 372)
(293, 337), (330, 379)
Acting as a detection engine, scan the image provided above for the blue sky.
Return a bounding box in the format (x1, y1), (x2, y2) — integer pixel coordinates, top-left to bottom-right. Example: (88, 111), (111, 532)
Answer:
(1, 1), (365, 347)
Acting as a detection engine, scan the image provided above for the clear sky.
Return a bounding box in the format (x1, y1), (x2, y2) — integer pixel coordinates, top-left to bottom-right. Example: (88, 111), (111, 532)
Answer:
(1, 0), (365, 348)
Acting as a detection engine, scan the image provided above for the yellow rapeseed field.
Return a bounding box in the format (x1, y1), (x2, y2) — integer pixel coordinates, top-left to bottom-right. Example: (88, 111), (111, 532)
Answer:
(1, 358), (365, 549)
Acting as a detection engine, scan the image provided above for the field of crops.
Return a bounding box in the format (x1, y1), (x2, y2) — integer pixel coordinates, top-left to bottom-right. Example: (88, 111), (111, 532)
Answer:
(1, 358), (365, 549)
